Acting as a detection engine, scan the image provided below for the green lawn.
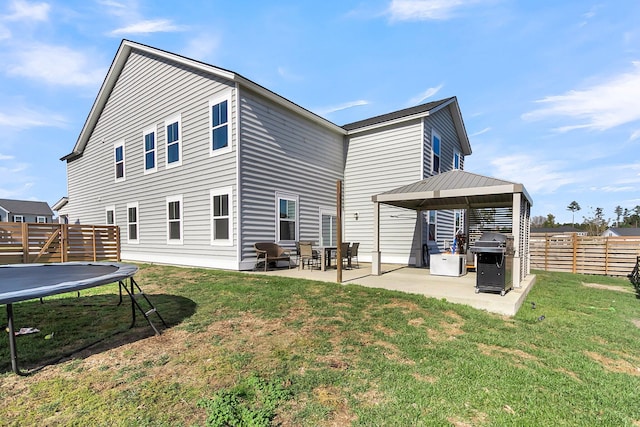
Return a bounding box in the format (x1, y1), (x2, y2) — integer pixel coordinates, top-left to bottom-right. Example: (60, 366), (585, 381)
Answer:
(1, 265), (639, 426)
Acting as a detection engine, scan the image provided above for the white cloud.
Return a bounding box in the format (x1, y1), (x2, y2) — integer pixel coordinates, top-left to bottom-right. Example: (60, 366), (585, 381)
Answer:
(182, 35), (221, 62)
(470, 127), (491, 137)
(388, 0), (487, 22)
(109, 19), (185, 35)
(408, 84), (443, 105)
(6, 43), (106, 87)
(4, 0), (50, 22)
(522, 62), (640, 132)
(487, 154), (576, 195)
(629, 129), (640, 141)
(316, 100), (370, 115)
(0, 107), (67, 129)
(0, 154), (15, 160)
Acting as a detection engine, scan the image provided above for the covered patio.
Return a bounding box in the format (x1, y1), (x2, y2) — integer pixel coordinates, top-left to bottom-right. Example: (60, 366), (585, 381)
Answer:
(370, 170), (534, 289)
(251, 263), (536, 316)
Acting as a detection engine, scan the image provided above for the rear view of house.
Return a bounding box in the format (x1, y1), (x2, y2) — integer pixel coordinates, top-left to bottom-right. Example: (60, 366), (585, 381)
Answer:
(56, 39), (472, 270)
(0, 199), (54, 223)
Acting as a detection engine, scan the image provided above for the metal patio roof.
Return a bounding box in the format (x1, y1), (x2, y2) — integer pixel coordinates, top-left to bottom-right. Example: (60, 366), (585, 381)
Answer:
(371, 170), (533, 210)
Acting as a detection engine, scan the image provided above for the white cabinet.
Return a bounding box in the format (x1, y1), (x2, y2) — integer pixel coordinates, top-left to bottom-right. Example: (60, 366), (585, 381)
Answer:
(430, 254), (467, 277)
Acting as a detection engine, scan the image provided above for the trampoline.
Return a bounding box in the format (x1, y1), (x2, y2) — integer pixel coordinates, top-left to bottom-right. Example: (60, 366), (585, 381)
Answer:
(0, 262), (166, 375)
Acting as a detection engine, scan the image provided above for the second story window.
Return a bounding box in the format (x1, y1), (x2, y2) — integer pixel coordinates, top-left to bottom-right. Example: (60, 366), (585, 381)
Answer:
(210, 93), (232, 156)
(165, 115), (182, 167)
(453, 150), (461, 170)
(143, 127), (157, 173)
(115, 140), (125, 182)
(432, 130), (441, 174)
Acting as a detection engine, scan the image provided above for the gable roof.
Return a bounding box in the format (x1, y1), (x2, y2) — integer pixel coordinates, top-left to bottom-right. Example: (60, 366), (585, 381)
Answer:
(605, 227), (640, 236)
(0, 199), (54, 216)
(372, 170), (532, 210)
(62, 39), (472, 162)
(342, 97), (472, 156)
(62, 39), (347, 161)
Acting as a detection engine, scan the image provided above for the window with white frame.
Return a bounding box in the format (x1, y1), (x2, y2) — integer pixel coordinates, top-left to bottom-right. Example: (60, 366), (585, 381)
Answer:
(453, 150), (461, 170)
(210, 94), (231, 155)
(320, 210), (337, 247)
(165, 115), (182, 167)
(277, 193), (298, 242)
(210, 187), (232, 244)
(13, 215), (24, 223)
(431, 130), (441, 174)
(143, 127), (157, 173)
(36, 216), (47, 223)
(454, 210), (463, 235)
(167, 195), (183, 243)
(127, 202), (139, 244)
(428, 211), (436, 241)
(105, 206), (116, 225)
(114, 140), (125, 182)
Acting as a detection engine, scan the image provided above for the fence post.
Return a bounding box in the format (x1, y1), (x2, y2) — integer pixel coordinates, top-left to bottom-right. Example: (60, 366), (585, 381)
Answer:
(61, 224), (68, 262)
(21, 222), (29, 263)
(116, 226), (121, 262)
(572, 233), (577, 274)
(544, 234), (549, 271)
(92, 225), (97, 261)
(605, 237), (609, 275)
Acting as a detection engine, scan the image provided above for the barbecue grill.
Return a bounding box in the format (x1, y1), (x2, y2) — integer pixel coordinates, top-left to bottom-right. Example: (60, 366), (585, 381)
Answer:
(470, 232), (513, 296)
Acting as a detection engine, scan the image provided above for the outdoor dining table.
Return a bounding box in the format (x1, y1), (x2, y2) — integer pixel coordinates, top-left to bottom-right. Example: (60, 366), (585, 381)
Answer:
(319, 246), (337, 271)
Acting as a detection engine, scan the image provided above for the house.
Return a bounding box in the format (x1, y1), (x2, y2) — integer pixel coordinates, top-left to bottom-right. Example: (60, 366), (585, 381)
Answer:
(56, 39), (478, 271)
(0, 198), (54, 223)
(602, 227), (640, 237)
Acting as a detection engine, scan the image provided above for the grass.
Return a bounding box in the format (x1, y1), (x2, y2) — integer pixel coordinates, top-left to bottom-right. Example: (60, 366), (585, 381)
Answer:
(0, 264), (639, 426)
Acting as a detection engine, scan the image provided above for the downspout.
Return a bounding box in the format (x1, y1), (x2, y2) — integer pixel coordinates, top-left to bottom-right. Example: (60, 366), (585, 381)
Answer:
(235, 83), (243, 269)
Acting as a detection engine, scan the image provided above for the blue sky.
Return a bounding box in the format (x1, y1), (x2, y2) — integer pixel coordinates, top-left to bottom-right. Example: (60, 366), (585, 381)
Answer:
(1, 0), (639, 225)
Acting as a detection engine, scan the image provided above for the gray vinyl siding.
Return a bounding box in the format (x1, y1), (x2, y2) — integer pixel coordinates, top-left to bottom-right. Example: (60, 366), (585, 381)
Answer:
(343, 120), (423, 263)
(422, 107), (467, 253)
(64, 50), (239, 268)
(238, 90), (343, 266)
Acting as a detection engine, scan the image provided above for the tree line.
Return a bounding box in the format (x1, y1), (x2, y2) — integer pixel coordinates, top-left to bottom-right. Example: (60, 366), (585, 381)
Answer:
(531, 201), (640, 236)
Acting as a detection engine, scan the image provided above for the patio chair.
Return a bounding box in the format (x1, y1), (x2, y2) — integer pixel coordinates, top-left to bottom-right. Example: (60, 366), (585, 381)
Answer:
(349, 242), (360, 268)
(298, 241), (319, 270)
(341, 242), (351, 269)
(254, 242), (292, 271)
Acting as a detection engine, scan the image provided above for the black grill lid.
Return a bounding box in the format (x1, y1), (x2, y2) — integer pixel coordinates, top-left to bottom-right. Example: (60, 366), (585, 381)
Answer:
(470, 232), (507, 253)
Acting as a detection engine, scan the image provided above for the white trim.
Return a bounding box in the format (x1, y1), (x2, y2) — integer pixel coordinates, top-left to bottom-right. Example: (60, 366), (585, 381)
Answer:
(166, 195), (184, 245)
(36, 216), (47, 223)
(210, 187), (233, 246)
(13, 215), (24, 223)
(164, 114), (182, 168)
(319, 207), (337, 247)
(209, 91), (233, 157)
(142, 125), (158, 174)
(126, 202), (139, 244)
(114, 139), (125, 182)
(453, 149), (461, 170)
(105, 205), (116, 225)
(275, 191), (299, 243)
(235, 84), (242, 267)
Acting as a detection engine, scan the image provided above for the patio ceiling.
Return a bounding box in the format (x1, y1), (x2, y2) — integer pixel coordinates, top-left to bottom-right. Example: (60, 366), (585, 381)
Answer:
(371, 170), (533, 211)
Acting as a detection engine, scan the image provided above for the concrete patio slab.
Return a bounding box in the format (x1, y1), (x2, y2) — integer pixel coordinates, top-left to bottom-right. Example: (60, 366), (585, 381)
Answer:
(250, 263), (536, 316)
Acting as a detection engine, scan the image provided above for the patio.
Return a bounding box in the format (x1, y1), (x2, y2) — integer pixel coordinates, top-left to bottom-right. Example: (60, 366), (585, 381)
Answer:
(251, 263), (536, 316)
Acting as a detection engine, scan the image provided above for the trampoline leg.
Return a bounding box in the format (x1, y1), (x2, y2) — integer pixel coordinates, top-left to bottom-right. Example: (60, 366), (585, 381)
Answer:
(6, 304), (28, 376)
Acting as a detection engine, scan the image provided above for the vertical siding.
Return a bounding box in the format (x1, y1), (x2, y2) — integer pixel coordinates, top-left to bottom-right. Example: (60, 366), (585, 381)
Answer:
(65, 50), (239, 268)
(343, 120), (423, 263)
(238, 91), (344, 265)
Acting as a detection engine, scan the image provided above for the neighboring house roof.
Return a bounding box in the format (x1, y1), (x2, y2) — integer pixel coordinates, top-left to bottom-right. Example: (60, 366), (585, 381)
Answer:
(371, 170), (532, 210)
(531, 226), (583, 234)
(51, 196), (69, 211)
(604, 227), (640, 237)
(342, 97), (472, 156)
(0, 199), (54, 216)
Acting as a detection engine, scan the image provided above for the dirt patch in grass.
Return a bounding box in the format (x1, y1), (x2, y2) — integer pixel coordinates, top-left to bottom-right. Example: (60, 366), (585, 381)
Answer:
(582, 282), (634, 294)
(584, 351), (640, 376)
(313, 385), (358, 425)
(554, 367), (583, 382)
(477, 343), (539, 363)
(427, 310), (465, 342)
(412, 372), (438, 383)
(631, 319), (640, 329)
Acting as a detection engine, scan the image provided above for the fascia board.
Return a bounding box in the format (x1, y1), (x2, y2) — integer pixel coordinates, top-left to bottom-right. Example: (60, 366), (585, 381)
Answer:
(347, 112), (429, 135)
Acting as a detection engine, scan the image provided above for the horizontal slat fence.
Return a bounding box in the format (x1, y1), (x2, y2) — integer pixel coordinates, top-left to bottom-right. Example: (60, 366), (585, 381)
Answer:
(0, 223), (120, 264)
(530, 233), (640, 276)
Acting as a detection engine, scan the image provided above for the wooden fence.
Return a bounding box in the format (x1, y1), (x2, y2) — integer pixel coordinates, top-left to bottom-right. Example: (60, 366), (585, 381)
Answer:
(0, 223), (120, 264)
(530, 233), (640, 277)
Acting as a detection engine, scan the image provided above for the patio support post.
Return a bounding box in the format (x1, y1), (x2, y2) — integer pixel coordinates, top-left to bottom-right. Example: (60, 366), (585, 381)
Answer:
(414, 209), (424, 267)
(372, 201), (381, 275)
(512, 192), (522, 288)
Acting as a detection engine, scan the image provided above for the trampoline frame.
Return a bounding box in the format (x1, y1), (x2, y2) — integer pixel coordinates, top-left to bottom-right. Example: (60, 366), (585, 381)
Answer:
(1, 262), (164, 375)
